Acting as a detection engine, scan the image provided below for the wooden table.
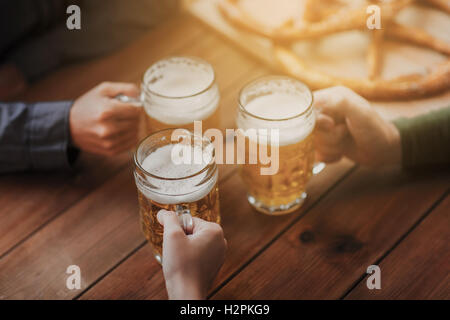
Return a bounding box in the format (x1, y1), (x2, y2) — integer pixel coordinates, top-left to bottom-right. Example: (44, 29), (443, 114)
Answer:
(0, 13), (449, 300)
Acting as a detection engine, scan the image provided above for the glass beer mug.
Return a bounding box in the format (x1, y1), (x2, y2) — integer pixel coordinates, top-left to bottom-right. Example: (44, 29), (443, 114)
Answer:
(133, 128), (221, 263)
(118, 56), (220, 135)
(236, 76), (323, 215)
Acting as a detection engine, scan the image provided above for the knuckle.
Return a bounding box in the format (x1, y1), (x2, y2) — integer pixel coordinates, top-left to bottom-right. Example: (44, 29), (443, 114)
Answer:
(335, 85), (353, 96)
(337, 93), (347, 105)
(97, 126), (111, 139)
(209, 223), (224, 238)
(99, 81), (112, 89)
(334, 86), (354, 104)
(97, 110), (109, 121)
(102, 139), (115, 150)
(97, 82), (108, 92)
(126, 83), (138, 92)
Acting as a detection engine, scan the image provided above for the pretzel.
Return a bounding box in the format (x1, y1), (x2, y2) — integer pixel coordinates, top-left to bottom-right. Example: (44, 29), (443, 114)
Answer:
(368, 29), (385, 80)
(303, 0), (344, 23)
(218, 0), (450, 100)
(218, 0), (412, 41)
(388, 22), (450, 55)
(274, 46), (450, 100)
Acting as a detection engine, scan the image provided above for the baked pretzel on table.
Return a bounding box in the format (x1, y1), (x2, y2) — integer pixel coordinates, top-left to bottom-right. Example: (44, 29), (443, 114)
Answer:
(218, 0), (450, 100)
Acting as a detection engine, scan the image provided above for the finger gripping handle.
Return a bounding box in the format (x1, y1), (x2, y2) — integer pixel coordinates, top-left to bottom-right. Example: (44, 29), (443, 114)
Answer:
(115, 93), (144, 107)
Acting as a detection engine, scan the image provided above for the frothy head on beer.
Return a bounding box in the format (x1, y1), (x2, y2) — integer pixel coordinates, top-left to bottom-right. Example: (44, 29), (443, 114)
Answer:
(142, 56), (220, 125)
(135, 130), (217, 205)
(237, 76), (314, 146)
(142, 144), (212, 179)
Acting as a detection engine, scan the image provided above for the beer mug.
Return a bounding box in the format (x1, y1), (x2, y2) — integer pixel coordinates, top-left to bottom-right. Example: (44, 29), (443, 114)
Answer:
(118, 56), (220, 135)
(236, 76), (320, 215)
(133, 129), (221, 263)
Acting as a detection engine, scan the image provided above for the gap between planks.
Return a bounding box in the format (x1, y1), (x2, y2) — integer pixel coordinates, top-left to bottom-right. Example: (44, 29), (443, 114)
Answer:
(340, 188), (450, 300)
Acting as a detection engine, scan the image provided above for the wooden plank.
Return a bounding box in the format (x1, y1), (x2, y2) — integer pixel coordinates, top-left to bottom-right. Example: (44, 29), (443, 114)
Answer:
(345, 194), (450, 300)
(0, 169), (143, 299)
(79, 242), (168, 300)
(0, 153), (128, 258)
(212, 167), (450, 299)
(80, 159), (355, 299)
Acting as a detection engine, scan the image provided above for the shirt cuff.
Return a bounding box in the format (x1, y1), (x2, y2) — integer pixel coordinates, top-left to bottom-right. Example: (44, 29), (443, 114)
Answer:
(27, 101), (79, 171)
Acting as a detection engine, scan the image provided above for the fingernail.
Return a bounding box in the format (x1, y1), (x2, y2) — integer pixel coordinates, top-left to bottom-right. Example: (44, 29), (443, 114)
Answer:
(157, 209), (169, 223)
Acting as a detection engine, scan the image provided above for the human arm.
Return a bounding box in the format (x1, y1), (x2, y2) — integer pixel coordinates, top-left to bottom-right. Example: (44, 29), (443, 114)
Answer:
(313, 86), (450, 169)
(157, 210), (227, 300)
(313, 86), (401, 168)
(0, 100), (78, 173)
(69, 82), (142, 156)
(0, 82), (142, 173)
(393, 107), (450, 169)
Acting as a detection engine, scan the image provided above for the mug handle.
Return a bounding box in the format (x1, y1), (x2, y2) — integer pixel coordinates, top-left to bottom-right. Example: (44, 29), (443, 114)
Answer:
(313, 162), (326, 175)
(176, 204), (194, 235)
(116, 93), (148, 140)
(115, 93), (144, 107)
(312, 107), (326, 175)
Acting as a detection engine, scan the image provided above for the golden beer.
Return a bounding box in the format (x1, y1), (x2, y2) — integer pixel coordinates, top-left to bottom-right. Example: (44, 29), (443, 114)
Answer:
(134, 129), (220, 263)
(237, 76), (316, 215)
(141, 56), (221, 134)
(240, 134), (315, 211)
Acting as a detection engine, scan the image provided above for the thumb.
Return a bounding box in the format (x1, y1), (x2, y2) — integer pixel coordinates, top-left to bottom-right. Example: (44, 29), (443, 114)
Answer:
(157, 210), (185, 235)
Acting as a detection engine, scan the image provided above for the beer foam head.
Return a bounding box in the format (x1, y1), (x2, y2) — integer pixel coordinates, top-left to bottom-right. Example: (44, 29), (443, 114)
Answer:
(237, 77), (315, 146)
(142, 56), (219, 125)
(138, 144), (216, 204)
(244, 92), (309, 120)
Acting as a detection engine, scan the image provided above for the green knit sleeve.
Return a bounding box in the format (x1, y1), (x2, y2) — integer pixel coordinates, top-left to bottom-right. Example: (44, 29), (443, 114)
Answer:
(393, 107), (450, 170)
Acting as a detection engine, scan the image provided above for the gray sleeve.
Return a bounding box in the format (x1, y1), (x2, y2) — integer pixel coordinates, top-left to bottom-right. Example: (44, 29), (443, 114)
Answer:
(0, 101), (79, 173)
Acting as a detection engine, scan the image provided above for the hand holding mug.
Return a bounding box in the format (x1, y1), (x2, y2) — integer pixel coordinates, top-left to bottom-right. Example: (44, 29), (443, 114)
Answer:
(313, 86), (402, 167)
(158, 210), (227, 300)
(69, 82), (143, 156)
